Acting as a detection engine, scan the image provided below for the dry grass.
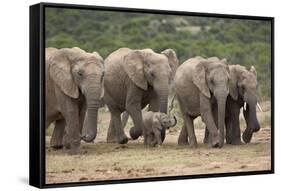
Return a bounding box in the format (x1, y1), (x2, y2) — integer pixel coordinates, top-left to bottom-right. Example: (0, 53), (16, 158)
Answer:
(45, 101), (272, 184)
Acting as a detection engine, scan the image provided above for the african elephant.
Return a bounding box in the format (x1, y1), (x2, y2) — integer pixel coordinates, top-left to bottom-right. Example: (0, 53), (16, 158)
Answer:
(103, 48), (178, 144)
(46, 47), (104, 154)
(175, 56), (234, 148)
(141, 111), (177, 147)
(119, 48), (179, 139)
(224, 65), (260, 144)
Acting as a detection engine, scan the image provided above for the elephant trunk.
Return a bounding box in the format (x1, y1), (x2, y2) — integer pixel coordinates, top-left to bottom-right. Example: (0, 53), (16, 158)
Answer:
(155, 83), (169, 141)
(216, 92), (227, 148)
(242, 102), (260, 143)
(81, 87), (101, 142)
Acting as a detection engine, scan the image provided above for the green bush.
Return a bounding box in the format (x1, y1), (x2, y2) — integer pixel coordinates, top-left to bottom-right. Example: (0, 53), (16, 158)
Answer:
(46, 7), (272, 100)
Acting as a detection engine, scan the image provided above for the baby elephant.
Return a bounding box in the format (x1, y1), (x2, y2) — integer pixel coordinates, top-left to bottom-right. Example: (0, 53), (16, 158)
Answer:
(143, 111), (177, 147)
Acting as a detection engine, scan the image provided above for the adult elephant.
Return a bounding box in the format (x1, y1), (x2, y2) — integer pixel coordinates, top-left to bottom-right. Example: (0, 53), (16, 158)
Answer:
(224, 65), (260, 144)
(46, 47), (104, 154)
(175, 57), (235, 148)
(104, 48), (178, 144)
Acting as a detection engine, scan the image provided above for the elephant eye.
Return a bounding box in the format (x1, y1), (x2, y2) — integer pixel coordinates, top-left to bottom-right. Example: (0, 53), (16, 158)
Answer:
(78, 70), (83, 76)
(78, 70), (84, 77)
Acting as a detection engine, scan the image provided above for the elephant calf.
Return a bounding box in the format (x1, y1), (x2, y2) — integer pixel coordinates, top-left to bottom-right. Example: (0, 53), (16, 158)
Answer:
(140, 111), (177, 146)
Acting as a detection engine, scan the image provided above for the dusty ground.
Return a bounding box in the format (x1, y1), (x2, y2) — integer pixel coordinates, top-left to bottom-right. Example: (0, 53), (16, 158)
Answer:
(45, 101), (272, 184)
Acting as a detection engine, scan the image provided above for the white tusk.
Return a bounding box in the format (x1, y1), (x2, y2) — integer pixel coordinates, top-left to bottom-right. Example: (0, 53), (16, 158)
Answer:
(257, 102), (263, 112)
(243, 102), (247, 110)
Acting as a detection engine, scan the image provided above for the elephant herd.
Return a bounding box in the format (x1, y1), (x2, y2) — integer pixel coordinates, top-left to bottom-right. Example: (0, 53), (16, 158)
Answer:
(46, 47), (261, 155)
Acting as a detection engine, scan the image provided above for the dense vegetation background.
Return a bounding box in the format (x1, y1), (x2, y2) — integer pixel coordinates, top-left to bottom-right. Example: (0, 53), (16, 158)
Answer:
(46, 8), (272, 100)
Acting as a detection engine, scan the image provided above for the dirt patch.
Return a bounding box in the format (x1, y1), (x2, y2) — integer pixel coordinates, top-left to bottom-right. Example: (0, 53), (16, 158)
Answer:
(45, 105), (272, 184)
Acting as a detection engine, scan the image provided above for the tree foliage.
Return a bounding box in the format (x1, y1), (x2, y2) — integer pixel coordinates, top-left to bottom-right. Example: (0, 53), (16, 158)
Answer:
(46, 8), (272, 100)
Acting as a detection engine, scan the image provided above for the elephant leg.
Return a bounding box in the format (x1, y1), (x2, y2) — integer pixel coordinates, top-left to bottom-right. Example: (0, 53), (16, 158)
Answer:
(200, 94), (219, 147)
(50, 119), (65, 149)
(178, 124), (189, 145)
(145, 133), (153, 146)
(127, 104), (145, 141)
(177, 97), (189, 145)
(106, 118), (117, 143)
(225, 112), (232, 144)
(121, 111), (130, 129)
(128, 111), (145, 140)
(203, 126), (209, 144)
(108, 107), (128, 144)
(230, 103), (242, 145)
(225, 98), (233, 144)
(56, 91), (81, 154)
(204, 103), (218, 144)
(184, 114), (197, 147)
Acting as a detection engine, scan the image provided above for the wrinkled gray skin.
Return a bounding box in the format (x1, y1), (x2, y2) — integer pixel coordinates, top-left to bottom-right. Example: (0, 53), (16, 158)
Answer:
(104, 48), (178, 144)
(204, 65), (260, 144)
(120, 49), (179, 142)
(46, 47), (104, 154)
(140, 111), (177, 146)
(175, 57), (234, 148)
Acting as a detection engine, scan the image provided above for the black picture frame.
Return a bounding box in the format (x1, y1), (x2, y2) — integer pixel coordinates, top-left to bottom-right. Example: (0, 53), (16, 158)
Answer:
(29, 2), (274, 189)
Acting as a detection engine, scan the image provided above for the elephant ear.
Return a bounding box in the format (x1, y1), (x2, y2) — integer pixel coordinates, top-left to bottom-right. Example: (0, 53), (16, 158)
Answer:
(92, 51), (104, 62)
(229, 66), (239, 100)
(249, 65), (257, 77)
(192, 60), (211, 98)
(49, 51), (79, 99)
(161, 49), (179, 80)
(122, 51), (148, 90)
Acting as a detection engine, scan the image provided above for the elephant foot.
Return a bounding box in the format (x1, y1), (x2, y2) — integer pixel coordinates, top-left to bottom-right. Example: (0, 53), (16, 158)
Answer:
(225, 138), (232, 144)
(203, 139), (208, 144)
(231, 138), (242, 145)
(129, 126), (142, 140)
(67, 142), (81, 155)
(211, 135), (220, 148)
(106, 136), (117, 143)
(178, 139), (188, 145)
(203, 136), (209, 144)
(117, 135), (129, 144)
(51, 144), (63, 150)
(68, 147), (81, 155)
(211, 142), (220, 148)
(50, 136), (63, 149)
(242, 131), (253, 143)
(178, 135), (189, 145)
(189, 140), (197, 148)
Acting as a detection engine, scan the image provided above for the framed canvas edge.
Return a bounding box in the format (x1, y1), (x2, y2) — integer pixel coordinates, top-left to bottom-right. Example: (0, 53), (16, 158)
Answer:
(29, 2), (275, 189)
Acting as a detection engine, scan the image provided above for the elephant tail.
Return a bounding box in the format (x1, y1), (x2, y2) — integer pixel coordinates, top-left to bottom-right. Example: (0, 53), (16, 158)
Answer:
(168, 92), (176, 114)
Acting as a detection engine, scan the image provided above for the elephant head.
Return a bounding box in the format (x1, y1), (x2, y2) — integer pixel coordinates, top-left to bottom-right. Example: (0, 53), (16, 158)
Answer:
(158, 113), (177, 129)
(49, 47), (104, 142)
(122, 48), (178, 141)
(229, 65), (260, 143)
(193, 57), (232, 147)
(151, 113), (177, 146)
(122, 48), (178, 114)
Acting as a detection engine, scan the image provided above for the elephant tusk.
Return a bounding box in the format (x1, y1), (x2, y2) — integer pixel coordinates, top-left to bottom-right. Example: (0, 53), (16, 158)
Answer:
(243, 102), (247, 111)
(257, 102), (263, 112)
